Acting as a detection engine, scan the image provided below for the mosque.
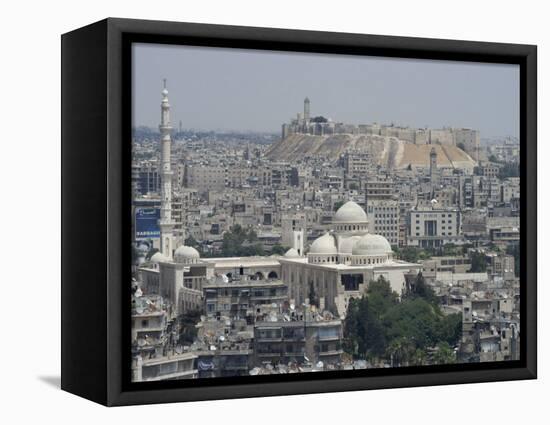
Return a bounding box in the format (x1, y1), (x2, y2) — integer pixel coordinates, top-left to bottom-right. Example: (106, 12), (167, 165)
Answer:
(135, 83), (420, 319)
(138, 200), (420, 319)
(279, 200), (421, 316)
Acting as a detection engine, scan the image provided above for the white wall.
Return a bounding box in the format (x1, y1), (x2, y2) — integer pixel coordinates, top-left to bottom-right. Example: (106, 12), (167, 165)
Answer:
(1, 0), (546, 422)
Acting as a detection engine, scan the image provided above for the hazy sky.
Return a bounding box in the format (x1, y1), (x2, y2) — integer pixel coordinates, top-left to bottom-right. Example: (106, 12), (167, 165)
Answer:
(132, 43), (519, 139)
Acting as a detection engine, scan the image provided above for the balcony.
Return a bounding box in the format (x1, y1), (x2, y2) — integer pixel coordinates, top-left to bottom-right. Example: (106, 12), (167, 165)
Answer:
(256, 337), (282, 343)
(318, 335), (340, 342)
(257, 351), (282, 357)
(318, 349), (343, 357)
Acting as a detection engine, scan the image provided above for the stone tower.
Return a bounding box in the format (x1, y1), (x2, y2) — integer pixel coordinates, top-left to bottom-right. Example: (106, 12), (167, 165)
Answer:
(303, 97), (310, 122)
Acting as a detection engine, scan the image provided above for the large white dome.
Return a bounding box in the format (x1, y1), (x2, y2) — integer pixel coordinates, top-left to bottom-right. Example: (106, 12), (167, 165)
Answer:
(309, 233), (337, 255)
(174, 245), (200, 263)
(333, 201), (368, 223)
(339, 235), (362, 254)
(352, 234), (392, 256)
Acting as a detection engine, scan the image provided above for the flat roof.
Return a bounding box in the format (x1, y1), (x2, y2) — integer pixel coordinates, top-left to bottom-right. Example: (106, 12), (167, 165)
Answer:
(202, 256), (282, 268)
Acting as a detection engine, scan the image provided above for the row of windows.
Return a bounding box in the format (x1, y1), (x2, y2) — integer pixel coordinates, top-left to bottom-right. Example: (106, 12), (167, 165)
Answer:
(352, 256), (387, 265)
(337, 224), (368, 231)
(415, 213), (454, 218)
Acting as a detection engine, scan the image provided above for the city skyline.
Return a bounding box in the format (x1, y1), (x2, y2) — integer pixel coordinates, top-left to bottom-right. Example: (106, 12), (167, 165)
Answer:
(133, 43), (519, 139)
(130, 45), (521, 382)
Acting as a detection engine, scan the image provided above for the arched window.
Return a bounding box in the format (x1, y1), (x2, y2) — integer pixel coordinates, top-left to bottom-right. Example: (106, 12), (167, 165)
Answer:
(268, 271), (278, 279)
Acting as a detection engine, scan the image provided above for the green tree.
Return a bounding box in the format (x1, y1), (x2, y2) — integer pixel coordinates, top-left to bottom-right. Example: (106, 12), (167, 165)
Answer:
(469, 250), (487, 272)
(386, 337), (416, 367)
(184, 235), (199, 248)
(270, 244), (287, 255)
(433, 341), (457, 365)
(436, 313), (463, 346)
(221, 224), (264, 257)
(411, 348), (428, 366)
(344, 275), (461, 365)
(404, 272), (439, 306)
(333, 200), (345, 211)
(367, 276), (398, 318)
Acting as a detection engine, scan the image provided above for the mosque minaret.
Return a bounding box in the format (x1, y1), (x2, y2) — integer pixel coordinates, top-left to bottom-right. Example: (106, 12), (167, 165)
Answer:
(158, 79), (175, 259)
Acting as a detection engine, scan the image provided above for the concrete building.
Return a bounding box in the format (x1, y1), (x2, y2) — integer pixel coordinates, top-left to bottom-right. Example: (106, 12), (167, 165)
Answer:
(364, 180), (399, 246)
(185, 165), (226, 193)
(203, 277), (288, 320)
(420, 256), (472, 278)
(407, 205), (461, 248)
(254, 309), (343, 367)
(133, 352), (198, 382)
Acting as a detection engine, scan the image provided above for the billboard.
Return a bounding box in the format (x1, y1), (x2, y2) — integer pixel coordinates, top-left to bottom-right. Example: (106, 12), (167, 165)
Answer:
(135, 207), (160, 240)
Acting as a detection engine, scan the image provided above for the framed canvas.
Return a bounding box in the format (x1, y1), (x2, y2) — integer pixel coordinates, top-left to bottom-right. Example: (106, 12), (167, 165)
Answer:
(61, 18), (537, 406)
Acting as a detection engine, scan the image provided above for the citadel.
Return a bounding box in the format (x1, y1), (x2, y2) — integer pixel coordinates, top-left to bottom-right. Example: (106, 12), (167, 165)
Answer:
(131, 86), (521, 381)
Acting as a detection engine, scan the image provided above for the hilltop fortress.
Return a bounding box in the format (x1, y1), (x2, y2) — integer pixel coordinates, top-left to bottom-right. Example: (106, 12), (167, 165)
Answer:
(268, 98), (479, 170)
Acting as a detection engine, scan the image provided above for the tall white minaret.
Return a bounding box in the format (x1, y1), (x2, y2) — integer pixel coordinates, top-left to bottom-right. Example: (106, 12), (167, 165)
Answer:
(159, 79), (174, 259)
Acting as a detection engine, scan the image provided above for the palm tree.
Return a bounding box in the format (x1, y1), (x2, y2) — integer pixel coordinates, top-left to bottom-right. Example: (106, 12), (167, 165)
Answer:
(433, 342), (457, 365)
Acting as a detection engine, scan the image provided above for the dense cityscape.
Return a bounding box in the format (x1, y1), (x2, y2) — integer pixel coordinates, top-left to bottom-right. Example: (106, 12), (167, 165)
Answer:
(130, 84), (520, 382)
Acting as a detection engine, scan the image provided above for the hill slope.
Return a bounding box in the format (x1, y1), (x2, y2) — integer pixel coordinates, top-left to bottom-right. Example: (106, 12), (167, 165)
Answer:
(266, 133), (475, 170)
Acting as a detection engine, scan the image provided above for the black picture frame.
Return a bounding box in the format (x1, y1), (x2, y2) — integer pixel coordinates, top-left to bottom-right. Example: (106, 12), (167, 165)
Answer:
(61, 17), (537, 406)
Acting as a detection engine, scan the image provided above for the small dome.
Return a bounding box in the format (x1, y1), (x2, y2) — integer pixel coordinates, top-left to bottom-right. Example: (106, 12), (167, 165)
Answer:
(284, 248), (300, 258)
(309, 233), (337, 255)
(352, 234), (392, 256)
(174, 245), (200, 263)
(339, 235), (362, 254)
(333, 201), (368, 223)
(150, 252), (168, 263)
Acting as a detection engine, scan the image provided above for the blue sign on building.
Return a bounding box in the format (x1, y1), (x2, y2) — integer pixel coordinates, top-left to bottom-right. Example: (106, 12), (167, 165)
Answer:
(135, 207), (160, 240)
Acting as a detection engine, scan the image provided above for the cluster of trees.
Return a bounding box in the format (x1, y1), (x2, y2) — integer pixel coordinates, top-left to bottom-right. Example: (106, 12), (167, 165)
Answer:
(393, 247), (434, 263)
(488, 155), (520, 179)
(185, 225), (288, 258)
(221, 225), (265, 257)
(343, 274), (461, 366)
(498, 162), (520, 179)
(394, 244), (478, 264)
(469, 250), (487, 272)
